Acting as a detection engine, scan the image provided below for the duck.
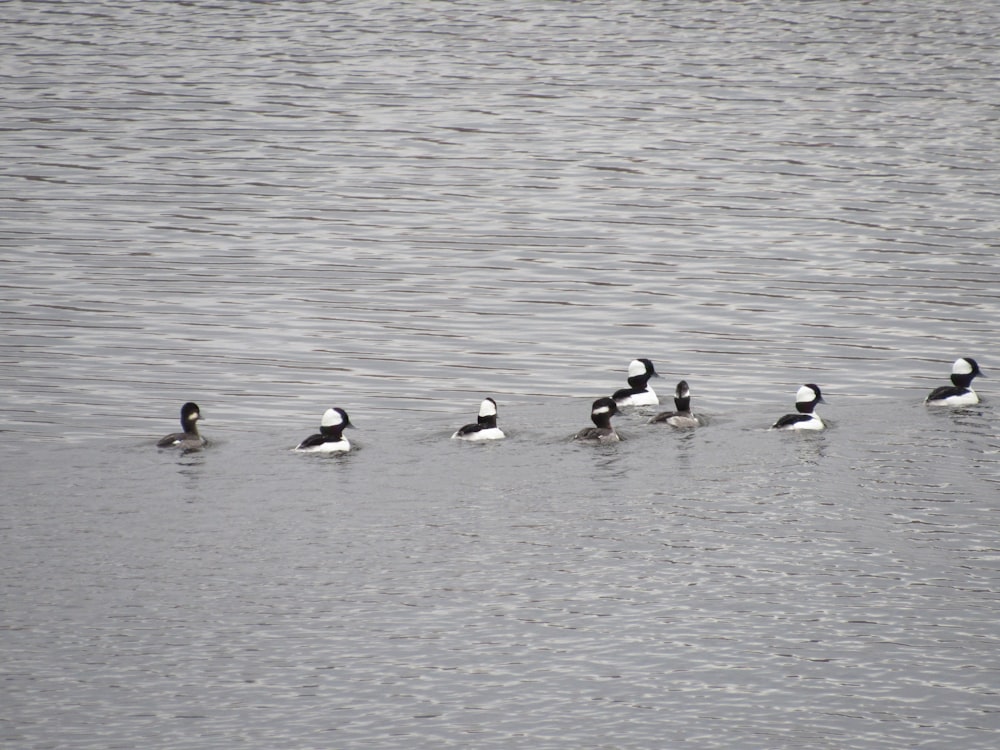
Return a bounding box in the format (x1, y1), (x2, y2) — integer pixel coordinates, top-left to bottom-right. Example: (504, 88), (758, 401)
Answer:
(452, 397), (505, 440)
(650, 380), (699, 427)
(157, 401), (206, 451)
(771, 384), (825, 430)
(925, 357), (984, 406)
(612, 358), (661, 406)
(295, 407), (354, 452)
(574, 397), (621, 442)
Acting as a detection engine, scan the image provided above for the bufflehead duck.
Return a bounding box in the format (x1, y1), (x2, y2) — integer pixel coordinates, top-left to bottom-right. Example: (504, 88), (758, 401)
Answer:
(612, 358), (660, 406)
(295, 407), (354, 452)
(574, 397), (621, 442)
(157, 401), (206, 450)
(771, 384), (825, 431)
(452, 397), (505, 441)
(650, 380), (699, 428)
(925, 357), (984, 406)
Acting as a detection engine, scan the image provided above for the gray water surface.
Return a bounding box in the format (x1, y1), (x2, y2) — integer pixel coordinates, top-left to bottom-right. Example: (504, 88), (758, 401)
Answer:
(2, 2), (999, 748)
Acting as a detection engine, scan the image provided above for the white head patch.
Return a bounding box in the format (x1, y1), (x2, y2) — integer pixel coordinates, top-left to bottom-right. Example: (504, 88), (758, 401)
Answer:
(953, 358), (973, 375)
(593, 405), (611, 416)
(795, 384), (817, 403)
(627, 359), (647, 378)
(677, 383), (690, 399)
(321, 408), (344, 428)
(479, 398), (497, 418)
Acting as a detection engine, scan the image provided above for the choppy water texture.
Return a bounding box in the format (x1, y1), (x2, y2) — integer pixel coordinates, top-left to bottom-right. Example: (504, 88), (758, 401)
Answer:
(2, 2), (999, 748)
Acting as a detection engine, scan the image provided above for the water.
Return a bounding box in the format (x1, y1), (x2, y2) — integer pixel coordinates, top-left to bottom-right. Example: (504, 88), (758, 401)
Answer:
(2, 1), (999, 748)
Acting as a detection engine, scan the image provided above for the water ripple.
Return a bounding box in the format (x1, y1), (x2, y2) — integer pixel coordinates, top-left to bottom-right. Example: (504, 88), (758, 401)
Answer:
(3, 2), (1000, 748)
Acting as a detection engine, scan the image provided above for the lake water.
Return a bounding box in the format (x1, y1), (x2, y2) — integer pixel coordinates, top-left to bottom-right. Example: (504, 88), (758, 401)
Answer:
(2, 1), (999, 748)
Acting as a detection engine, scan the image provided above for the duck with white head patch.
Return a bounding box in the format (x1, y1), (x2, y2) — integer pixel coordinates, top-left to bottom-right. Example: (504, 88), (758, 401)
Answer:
(771, 384), (825, 431)
(574, 397), (621, 442)
(612, 358), (660, 407)
(452, 397), (505, 441)
(650, 380), (699, 428)
(295, 407), (354, 452)
(157, 401), (206, 451)
(925, 357), (984, 407)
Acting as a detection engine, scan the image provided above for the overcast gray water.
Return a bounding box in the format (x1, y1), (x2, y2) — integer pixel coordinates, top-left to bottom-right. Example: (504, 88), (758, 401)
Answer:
(2, 2), (999, 748)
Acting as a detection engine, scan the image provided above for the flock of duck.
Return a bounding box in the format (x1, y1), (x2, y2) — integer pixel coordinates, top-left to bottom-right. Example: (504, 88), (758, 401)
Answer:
(156, 356), (985, 453)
